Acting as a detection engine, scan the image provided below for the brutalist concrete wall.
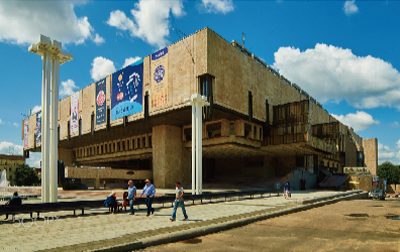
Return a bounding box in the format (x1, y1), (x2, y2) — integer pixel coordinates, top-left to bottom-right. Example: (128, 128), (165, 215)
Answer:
(152, 125), (191, 188)
(344, 134), (357, 167)
(362, 138), (378, 175)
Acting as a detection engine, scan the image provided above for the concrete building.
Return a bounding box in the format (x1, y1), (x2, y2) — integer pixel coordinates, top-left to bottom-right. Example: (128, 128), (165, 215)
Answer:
(22, 28), (378, 188)
(0, 154), (26, 185)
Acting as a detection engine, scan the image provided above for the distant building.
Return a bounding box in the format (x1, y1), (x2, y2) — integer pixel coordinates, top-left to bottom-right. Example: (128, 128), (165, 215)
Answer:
(22, 27), (378, 188)
(0, 154), (25, 186)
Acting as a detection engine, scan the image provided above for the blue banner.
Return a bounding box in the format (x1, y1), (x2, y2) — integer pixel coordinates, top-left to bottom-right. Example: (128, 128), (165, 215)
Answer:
(95, 78), (106, 125)
(111, 60), (143, 121)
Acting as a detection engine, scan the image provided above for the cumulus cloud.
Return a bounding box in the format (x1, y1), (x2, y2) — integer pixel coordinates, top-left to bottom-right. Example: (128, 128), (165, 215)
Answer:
(391, 122), (399, 128)
(378, 143), (399, 164)
(273, 43), (400, 109)
(90, 57), (116, 81)
(123, 57), (141, 68)
(93, 33), (105, 45)
(201, 0), (234, 14)
(331, 111), (379, 132)
(397, 139), (400, 149)
(107, 0), (185, 48)
(0, 141), (23, 156)
(343, 0), (359, 15)
(31, 105), (42, 114)
(0, 118), (3, 124)
(13, 123), (18, 128)
(26, 152), (41, 168)
(0, 1), (101, 45)
(60, 79), (79, 98)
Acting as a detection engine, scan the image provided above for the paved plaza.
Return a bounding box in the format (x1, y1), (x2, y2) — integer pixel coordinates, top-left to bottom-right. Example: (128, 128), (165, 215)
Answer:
(0, 190), (356, 251)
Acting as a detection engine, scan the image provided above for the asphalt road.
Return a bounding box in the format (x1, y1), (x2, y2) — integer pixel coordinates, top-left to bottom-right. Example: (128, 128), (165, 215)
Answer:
(145, 199), (400, 252)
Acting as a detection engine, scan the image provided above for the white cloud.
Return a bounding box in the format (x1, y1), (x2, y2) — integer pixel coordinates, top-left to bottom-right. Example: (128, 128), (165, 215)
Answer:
(378, 143), (399, 165)
(123, 57), (141, 68)
(201, 0), (234, 14)
(26, 152), (41, 168)
(60, 79), (79, 98)
(32, 105), (42, 114)
(0, 141), (23, 156)
(273, 43), (400, 109)
(396, 139), (400, 149)
(0, 1), (101, 45)
(0, 118), (3, 124)
(391, 122), (399, 128)
(93, 33), (105, 45)
(331, 111), (379, 132)
(13, 123), (18, 128)
(90, 57), (116, 81)
(107, 0), (185, 48)
(343, 0), (359, 15)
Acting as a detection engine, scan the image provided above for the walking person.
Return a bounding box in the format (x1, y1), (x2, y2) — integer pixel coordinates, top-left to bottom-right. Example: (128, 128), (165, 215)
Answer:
(284, 181), (291, 199)
(170, 182), (188, 221)
(140, 179), (156, 216)
(127, 180), (137, 215)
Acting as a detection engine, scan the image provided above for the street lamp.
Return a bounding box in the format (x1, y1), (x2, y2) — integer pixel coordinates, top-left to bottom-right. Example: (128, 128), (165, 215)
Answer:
(28, 35), (73, 202)
(184, 93), (209, 195)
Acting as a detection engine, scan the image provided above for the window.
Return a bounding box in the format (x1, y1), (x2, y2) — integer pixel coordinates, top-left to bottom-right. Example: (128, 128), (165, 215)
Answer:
(253, 126), (257, 139)
(10, 175), (12, 180)
(117, 142), (120, 152)
(9, 168), (12, 172)
(79, 118), (82, 137)
(91, 112), (94, 135)
(132, 139), (135, 149)
(143, 137), (146, 148)
(106, 106), (110, 131)
(144, 92), (149, 122)
(127, 140), (130, 150)
(248, 91), (253, 122)
(137, 138), (141, 149)
(122, 141), (125, 151)
(230, 123), (235, 135)
(200, 74), (214, 121)
(148, 136), (152, 147)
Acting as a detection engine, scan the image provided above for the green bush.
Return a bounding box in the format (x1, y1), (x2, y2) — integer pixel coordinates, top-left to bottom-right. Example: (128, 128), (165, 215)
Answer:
(15, 164), (40, 186)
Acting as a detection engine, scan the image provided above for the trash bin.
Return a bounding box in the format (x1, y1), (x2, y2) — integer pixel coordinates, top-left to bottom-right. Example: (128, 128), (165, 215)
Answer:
(299, 179), (306, 190)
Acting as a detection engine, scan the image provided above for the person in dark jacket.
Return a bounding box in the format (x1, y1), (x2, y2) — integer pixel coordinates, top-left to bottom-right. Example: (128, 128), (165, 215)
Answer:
(284, 182), (291, 199)
(104, 191), (118, 214)
(4, 192), (22, 220)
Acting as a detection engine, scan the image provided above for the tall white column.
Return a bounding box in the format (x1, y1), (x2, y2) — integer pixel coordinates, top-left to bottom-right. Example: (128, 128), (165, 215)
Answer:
(41, 54), (47, 203)
(50, 58), (59, 202)
(195, 101), (201, 195)
(198, 102), (203, 195)
(191, 103), (196, 195)
(42, 53), (51, 202)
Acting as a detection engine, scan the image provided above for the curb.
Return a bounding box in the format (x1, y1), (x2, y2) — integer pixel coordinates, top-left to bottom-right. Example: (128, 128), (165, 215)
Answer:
(90, 191), (367, 252)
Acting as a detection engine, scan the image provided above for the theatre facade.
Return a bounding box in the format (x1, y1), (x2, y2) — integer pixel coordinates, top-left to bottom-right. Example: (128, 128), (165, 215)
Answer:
(22, 27), (378, 188)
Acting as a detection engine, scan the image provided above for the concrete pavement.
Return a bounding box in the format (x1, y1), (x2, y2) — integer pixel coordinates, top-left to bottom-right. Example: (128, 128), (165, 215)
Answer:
(0, 190), (365, 252)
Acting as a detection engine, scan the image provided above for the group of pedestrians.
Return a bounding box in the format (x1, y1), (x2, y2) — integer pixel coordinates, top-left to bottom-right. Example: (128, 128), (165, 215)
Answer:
(104, 179), (188, 221)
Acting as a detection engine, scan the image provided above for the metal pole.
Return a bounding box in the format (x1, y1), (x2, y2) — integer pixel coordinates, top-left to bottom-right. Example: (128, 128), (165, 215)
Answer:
(191, 101), (196, 195)
(50, 58), (59, 202)
(195, 101), (201, 195)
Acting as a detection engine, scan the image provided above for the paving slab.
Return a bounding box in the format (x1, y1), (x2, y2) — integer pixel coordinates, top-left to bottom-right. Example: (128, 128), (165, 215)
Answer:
(0, 190), (364, 252)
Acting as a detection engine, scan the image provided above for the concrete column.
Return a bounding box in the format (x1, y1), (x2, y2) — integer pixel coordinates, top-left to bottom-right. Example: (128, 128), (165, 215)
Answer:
(41, 53), (47, 203)
(152, 125), (191, 188)
(191, 103), (196, 195)
(196, 102), (201, 195)
(94, 178), (101, 190)
(50, 58), (59, 202)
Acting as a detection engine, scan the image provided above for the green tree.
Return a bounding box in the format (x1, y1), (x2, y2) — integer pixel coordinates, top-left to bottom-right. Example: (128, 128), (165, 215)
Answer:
(15, 164), (40, 186)
(377, 161), (400, 184)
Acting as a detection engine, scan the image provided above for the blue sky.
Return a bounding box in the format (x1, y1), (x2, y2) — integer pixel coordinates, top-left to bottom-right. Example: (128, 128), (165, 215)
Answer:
(0, 0), (399, 167)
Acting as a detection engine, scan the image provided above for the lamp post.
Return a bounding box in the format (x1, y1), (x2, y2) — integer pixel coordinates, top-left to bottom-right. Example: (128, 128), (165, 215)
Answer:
(28, 35), (73, 202)
(184, 94), (209, 195)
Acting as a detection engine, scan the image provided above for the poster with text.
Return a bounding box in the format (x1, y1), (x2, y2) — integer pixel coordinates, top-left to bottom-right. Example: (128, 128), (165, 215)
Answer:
(111, 60), (143, 121)
(151, 47), (169, 108)
(23, 118), (29, 148)
(35, 111), (41, 145)
(70, 92), (79, 133)
(96, 78), (107, 125)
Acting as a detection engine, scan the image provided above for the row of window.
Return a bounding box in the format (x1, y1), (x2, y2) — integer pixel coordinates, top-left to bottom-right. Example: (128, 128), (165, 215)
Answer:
(74, 135), (152, 158)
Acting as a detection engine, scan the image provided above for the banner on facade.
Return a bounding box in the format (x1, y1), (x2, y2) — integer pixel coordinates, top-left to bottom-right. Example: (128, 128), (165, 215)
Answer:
(111, 60), (143, 121)
(70, 92), (79, 133)
(35, 111), (41, 145)
(151, 47), (168, 108)
(95, 78), (106, 125)
(23, 118), (29, 148)
(343, 167), (369, 174)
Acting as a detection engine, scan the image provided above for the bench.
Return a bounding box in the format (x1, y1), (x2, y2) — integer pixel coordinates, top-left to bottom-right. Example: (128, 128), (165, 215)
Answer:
(0, 190), (274, 218)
